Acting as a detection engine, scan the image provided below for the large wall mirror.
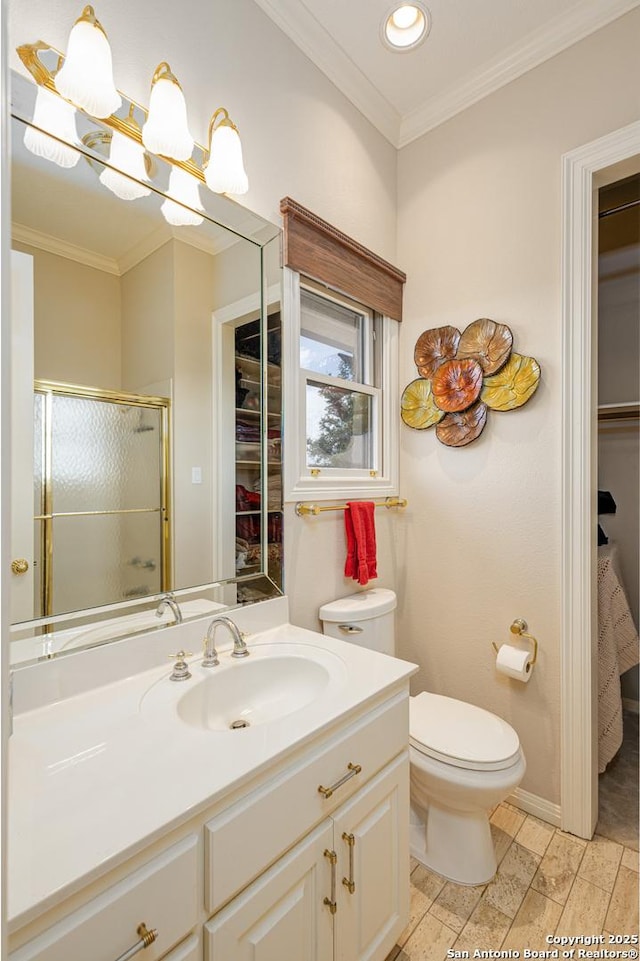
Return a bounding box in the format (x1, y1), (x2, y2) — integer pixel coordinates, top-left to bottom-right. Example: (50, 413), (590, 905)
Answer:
(9, 72), (283, 667)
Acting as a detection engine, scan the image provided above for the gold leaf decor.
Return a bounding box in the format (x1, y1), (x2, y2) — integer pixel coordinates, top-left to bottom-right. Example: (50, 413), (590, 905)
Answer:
(414, 325), (461, 379)
(481, 353), (541, 411)
(400, 378), (445, 429)
(436, 401), (488, 447)
(401, 317), (541, 447)
(456, 318), (513, 374)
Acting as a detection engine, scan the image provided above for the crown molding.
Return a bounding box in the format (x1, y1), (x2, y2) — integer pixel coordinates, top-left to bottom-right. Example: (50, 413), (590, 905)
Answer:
(399, 0), (640, 147)
(118, 222), (240, 276)
(253, 0), (640, 150)
(12, 222), (120, 274)
(12, 220), (240, 279)
(251, 0), (401, 146)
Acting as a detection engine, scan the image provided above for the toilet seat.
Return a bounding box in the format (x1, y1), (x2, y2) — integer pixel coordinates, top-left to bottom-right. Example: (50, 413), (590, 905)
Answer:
(410, 692), (521, 772)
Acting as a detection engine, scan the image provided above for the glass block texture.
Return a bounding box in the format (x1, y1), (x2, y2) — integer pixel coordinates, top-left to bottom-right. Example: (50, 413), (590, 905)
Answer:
(50, 512), (162, 615)
(306, 382), (372, 469)
(51, 396), (162, 513)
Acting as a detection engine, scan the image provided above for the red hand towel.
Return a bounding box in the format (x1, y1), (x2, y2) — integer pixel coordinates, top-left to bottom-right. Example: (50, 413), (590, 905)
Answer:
(344, 507), (357, 579)
(344, 502), (377, 586)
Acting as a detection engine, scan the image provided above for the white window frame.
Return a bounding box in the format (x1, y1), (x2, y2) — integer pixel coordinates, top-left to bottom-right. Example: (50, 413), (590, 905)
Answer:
(283, 268), (399, 502)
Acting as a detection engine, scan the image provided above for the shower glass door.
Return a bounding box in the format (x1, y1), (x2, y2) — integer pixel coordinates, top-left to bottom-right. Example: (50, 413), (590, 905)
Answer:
(34, 382), (170, 617)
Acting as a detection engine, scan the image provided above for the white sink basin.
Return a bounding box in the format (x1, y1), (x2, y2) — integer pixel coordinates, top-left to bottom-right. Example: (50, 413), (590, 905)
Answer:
(140, 642), (348, 732)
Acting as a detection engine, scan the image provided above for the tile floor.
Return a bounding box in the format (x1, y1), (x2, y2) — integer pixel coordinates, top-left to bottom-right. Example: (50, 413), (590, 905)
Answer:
(597, 711), (639, 850)
(386, 803), (639, 961)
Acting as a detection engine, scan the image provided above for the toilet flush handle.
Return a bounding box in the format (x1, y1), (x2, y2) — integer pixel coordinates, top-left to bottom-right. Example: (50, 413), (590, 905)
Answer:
(338, 624), (363, 635)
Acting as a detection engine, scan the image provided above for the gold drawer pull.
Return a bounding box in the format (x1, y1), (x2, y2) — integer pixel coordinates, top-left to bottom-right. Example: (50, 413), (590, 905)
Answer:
(342, 832), (356, 894)
(114, 923), (158, 961)
(318, 762), (362, 799)
(323, 849), (337, 914)
(11, 558), (29, 575)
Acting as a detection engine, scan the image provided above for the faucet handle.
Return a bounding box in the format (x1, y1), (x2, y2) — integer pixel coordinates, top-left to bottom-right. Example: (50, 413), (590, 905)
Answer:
(168, 650), (192, 681)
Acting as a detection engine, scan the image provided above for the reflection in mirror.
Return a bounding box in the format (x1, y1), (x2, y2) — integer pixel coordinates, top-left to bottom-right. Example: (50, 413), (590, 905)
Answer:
(10, 74), (283, 666)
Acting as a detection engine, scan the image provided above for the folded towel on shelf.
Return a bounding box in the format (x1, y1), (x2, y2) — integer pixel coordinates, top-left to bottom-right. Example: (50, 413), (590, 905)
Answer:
(344, 502), (377, 586)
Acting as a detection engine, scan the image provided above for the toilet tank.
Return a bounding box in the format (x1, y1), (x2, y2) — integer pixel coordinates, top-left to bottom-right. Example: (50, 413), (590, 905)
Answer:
(319, 588), (397, 655)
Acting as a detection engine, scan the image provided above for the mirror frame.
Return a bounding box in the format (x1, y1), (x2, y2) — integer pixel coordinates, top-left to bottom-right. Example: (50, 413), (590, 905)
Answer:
(9, 70), (284, 667)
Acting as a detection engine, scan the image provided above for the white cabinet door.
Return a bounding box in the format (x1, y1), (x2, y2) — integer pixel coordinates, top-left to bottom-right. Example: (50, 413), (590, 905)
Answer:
(332, 753), (409, 961)
(204, 820), (334, 961)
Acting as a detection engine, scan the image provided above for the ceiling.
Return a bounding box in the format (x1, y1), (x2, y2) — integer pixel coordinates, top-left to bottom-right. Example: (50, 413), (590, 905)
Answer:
(253, 0), (640, 147)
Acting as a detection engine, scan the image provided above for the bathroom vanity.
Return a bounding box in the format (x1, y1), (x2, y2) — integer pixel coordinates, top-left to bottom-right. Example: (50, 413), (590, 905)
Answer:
(8, 598), (416, 961)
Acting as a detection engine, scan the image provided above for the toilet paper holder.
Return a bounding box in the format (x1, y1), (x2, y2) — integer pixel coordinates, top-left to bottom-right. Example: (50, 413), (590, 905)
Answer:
(492, 618), (538, 665)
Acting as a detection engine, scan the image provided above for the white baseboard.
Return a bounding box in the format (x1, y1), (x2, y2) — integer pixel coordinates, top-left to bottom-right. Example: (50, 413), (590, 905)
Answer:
(508, 787), (562, 827)
(622, 698), (639, 715)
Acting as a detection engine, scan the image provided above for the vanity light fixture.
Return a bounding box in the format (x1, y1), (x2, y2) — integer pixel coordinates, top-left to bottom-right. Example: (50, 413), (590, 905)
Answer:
(54, 5), (121, 118)
(161, 167), (204, 226)
(24, 84), (81, 168)
(141, 62), (194, 162)
(204, 108), (249, 195)
(99, 110), (151, 201)
(17, 5), (250, 203)
(381, 2), (431, 51)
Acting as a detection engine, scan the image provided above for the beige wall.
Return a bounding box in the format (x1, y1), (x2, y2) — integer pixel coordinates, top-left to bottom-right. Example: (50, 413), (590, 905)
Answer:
(120, 243), (175, 393)
(395, 10), (640, 804)
(14, 243), (122, 387)
(172, 241), (216, 589)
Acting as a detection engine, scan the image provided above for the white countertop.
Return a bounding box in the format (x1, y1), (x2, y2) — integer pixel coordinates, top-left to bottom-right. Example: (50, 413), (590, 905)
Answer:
(8, 614), (416, 930)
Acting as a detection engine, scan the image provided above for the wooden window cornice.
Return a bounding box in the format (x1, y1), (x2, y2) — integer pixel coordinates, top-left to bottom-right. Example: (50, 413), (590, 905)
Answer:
(280, 197), (406, 321)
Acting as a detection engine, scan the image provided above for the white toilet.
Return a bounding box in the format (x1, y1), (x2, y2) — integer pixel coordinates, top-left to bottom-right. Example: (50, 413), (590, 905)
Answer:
(319, 588), (526, 886)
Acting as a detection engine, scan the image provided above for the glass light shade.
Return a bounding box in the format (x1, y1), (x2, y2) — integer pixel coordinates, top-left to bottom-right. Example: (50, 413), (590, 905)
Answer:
(205, 123), (248, 195)
(99, 131), (151, 201)
(55, 13), (121, 119)
(161, 168), (204, 226)
(142, 71), (194, 161)
(24, 86), (80, 168)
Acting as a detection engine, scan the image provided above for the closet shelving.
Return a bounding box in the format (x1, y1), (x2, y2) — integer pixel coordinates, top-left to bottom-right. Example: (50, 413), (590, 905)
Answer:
(597, 402), (640, 423)
(234, 312), (283, 589)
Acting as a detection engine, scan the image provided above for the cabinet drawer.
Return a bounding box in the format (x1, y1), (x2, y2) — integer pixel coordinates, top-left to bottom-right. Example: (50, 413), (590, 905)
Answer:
(205, 691), (408, 914)
(11, 835), (199, 961)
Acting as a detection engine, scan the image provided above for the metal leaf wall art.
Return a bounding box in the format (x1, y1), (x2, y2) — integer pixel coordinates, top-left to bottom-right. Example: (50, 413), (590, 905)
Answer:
(401, 319), (541, 447)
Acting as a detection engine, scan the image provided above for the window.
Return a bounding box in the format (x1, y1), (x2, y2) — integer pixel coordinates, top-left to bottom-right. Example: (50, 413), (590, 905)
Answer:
(284, 272), (399, 501)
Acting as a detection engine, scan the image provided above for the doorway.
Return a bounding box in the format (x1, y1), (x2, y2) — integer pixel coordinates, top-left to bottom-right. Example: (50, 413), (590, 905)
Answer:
(561, 121), (640, 839)
(595, 173), (639, 849)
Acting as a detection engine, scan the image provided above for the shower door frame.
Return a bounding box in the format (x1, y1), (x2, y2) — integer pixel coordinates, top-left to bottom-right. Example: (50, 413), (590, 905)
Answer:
(34, 379), (172, 618)
(561, 120), (640, 839)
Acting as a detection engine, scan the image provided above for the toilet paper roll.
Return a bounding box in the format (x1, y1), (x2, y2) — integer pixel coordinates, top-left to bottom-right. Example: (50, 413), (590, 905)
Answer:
(495, 644), (533, 682)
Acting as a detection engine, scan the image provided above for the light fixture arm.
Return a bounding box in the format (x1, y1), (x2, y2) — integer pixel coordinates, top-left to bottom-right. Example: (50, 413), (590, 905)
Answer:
(206, 107), (238, 158)
(76, 5), (107, 36)
(151, 61), (182, 89)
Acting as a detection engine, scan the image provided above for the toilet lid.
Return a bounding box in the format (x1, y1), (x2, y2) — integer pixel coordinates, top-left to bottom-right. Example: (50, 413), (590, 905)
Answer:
(409, 692), (521, 772)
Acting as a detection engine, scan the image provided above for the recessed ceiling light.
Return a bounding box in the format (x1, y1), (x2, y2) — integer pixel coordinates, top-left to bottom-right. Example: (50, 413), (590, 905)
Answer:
(381, 3), (431, 52)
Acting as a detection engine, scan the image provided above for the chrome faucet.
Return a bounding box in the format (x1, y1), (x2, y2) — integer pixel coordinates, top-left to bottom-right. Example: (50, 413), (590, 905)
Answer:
(155, 592), (183, 625)
(202, 616), (249, 667)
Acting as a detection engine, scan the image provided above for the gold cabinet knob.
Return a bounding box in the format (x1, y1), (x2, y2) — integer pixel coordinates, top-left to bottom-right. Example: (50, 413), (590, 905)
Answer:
(11, 559), (29, 575)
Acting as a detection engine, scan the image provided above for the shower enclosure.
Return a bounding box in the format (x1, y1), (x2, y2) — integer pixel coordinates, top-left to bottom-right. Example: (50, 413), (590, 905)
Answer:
(33, 381), (171, 618)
